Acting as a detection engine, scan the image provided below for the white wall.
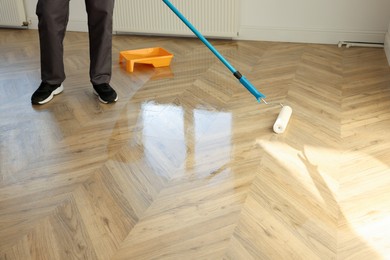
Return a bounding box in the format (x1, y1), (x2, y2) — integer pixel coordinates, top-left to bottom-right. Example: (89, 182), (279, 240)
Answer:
(385, 23), (390, 65)
(239, 0), (390, 44)
(25, 0), (390, 44)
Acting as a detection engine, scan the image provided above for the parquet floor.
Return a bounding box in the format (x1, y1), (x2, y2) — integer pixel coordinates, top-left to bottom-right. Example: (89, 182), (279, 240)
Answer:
(1, 28), (390, 259)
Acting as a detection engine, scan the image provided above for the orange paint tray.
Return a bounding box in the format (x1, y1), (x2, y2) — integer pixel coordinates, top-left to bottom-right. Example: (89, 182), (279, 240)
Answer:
(119, 47), (174, 72)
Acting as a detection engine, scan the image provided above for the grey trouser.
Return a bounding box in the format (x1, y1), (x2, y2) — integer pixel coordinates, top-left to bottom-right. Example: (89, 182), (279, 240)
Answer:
(36, 0), (115, 85)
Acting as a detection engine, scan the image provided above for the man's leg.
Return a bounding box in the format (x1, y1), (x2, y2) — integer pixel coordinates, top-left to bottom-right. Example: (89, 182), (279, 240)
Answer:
(85, 0), (115, 85)
(36, 0), (70, 85)
(32, 0), (69, 104)
(85, 0), (117, 103)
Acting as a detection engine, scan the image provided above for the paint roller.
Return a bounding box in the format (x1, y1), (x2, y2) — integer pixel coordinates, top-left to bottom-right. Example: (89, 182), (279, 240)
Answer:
(262, 101), (293, 134)
(162, 0), (292, 134)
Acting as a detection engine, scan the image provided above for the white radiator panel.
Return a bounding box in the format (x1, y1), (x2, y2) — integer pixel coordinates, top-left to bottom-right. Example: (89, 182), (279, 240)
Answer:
(0, 0), (27, 27)
(114, 0), (239, 37)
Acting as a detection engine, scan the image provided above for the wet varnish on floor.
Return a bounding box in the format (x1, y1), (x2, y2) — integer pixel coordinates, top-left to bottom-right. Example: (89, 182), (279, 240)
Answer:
(1, 29), (390, 259)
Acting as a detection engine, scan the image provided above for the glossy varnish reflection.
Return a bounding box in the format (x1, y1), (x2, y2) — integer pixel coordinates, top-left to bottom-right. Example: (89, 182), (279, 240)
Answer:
(1, 29), (390, 259)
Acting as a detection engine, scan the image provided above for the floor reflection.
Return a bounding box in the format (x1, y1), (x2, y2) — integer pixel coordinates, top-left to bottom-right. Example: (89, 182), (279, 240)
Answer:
(140, 101), (232, 178)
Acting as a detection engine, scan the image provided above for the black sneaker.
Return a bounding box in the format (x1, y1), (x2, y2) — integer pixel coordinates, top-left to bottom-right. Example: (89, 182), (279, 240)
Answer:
(93, 83), (118, 104)
(31, 82), (64, 105)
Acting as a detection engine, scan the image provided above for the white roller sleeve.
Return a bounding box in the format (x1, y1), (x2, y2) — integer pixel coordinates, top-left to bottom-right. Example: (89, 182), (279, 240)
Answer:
(273, 105), (292, 134)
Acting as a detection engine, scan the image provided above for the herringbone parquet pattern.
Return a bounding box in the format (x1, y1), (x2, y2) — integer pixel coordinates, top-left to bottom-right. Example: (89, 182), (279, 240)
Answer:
(1, 29), (390, 259)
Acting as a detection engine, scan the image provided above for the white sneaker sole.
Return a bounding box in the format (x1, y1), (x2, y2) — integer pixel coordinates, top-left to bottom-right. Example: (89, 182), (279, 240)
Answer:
(38, 83), (64, 105)
(93, 90), (118, 104)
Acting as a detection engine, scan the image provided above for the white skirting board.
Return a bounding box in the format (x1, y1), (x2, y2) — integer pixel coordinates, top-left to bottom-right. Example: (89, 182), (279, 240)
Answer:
(385, 33), (390, 66)
(237, 26), (386, 45)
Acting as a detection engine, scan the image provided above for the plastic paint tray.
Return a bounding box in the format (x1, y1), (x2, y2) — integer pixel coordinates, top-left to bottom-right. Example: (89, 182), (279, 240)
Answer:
(119, 47), (174, 72)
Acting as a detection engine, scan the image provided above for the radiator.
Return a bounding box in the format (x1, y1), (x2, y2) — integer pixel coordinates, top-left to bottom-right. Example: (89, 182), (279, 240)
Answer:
(114, 0), (240, 38)
(0, 0), (27, 27)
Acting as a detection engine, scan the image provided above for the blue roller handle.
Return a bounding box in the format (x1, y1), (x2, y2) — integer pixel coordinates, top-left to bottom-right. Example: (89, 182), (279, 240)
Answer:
(162, 0), (266, 102)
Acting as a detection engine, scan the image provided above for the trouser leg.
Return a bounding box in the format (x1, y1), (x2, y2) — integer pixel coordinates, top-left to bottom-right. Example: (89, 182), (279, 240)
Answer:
(36, 0), (69, 85)
(85, 0), (115, 85)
